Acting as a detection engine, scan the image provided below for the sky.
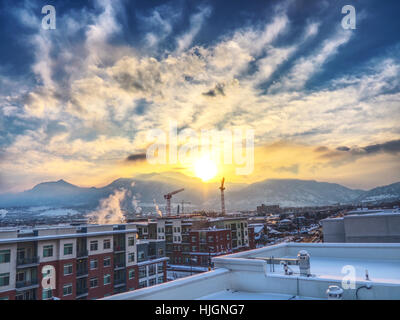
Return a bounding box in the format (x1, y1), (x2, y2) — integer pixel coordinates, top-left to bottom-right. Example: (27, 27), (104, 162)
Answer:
(0, 0), (399, 193)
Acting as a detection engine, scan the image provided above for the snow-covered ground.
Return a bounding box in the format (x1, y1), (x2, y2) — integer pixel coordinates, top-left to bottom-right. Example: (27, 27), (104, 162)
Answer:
(39, 208), (79, 216)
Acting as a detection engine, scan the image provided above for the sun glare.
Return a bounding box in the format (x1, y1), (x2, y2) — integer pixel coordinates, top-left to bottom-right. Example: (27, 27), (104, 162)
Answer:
(194, 157), (218, 182)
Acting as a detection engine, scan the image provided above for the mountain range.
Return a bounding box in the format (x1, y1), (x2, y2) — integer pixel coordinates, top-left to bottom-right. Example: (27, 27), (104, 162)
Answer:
(0, 172), (399, 212)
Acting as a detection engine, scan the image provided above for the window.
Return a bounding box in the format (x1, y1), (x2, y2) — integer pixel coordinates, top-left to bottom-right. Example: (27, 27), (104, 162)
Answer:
(103, 257), (111, 267)
(0, 250), (10, 263)
(128, 237), (135, 246)
(128, 253), (135, 263)
(128, 269), (135, 280)
(0, 296), (9, 300)
(64, 263), (73, 276)
(64, 243), (73, 255)
(42, 288), (52, 300)
(43, 245), (53, 258)
(104, 274), (111, 285)
(191, 236), (196, 242)
(148, 264), (156, 276)
(0, 273), (10, 287)
(139, 281), (147, 288)
(158, 276), (164, 284)
(63, 284), (72, 296)
(90, 259), (98, 270)
(103, 239), (111, 250)
(90, 241), (98, 251)
(139, 266), (147, 279)
(149, 278), (156, 286)
(17, 272), (25, 282)
(158, 248), (164, 256)
(157, 262), (164, 273)
(90, 277), (98, 288)
(138, 251), (145, 261)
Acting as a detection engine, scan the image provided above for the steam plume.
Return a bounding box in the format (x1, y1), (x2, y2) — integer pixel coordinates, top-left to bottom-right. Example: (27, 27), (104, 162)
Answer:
(89, 188), (127, 224)
(153, 199), (163, 217)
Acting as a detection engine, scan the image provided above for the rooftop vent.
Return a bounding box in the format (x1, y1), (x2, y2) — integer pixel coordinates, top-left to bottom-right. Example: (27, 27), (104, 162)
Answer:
(297, 250), (311, 277)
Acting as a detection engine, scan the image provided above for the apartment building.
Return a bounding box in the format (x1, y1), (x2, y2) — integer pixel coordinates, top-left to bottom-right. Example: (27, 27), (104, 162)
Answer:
(132, 216), (254, 267)
(209, 217), (250, 251)
(176, 228), (232, 267)
(0, 223), (168, 300)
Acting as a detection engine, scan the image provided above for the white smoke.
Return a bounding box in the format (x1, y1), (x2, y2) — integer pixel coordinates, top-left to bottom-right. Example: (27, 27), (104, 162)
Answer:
(129, 181), (143, 215)
(89, 188), (127, 224)
(153, 199), (163, 217)
(0, 209), (7, 218)
(132, 194), (142, 215)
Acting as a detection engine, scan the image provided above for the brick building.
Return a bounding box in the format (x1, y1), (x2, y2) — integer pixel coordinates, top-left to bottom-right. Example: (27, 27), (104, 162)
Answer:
(133, 216), (254, 267)
(0, 223), (168, 300)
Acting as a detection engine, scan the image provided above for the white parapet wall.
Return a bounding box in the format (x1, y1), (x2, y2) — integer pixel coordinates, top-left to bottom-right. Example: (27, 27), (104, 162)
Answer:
(102, 242), (400, 300)
(102, 268), (231, 300)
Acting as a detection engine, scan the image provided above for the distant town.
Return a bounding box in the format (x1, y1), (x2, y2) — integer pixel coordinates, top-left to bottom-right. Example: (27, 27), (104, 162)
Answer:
(1, 178), (399, 300)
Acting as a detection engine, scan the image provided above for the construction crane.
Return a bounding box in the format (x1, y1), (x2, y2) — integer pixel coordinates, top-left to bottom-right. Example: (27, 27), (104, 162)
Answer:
(180, 200), (191, 215)
(219, 177), (226, 216)
(164, 188), (184, 216)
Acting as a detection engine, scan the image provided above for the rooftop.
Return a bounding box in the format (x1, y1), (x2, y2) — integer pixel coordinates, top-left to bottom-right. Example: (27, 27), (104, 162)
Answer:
(346, 208), (400, 216)
(0, 223), (138, 244)
(102, 242), (400, 300)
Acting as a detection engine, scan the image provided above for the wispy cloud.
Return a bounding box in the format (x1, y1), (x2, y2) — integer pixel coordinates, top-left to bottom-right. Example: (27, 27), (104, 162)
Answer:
(0, 0), (399, 191)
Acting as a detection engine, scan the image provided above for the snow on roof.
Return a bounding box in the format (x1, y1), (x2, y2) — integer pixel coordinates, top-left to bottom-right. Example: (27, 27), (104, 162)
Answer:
(102, 242), (400, 301)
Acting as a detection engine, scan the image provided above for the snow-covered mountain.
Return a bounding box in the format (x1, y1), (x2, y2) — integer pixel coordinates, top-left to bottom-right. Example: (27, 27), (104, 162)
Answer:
(356, 182), (400, 204)
(226, 179), (365, 209)
(0, 173), (399, 211)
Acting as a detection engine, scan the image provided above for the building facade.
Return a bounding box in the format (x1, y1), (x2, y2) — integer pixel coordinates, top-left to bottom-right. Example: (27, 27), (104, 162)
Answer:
(133, 217), (254, 268)
(0, 223), (168, 300)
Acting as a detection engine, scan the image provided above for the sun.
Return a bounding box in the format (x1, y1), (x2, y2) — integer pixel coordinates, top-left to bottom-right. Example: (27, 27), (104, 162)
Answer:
(194, 157), (218, 182)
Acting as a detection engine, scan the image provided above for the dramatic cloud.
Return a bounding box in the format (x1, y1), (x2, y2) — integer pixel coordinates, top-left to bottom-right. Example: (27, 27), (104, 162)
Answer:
(126, 153), (147, 162)
(0, 0), (399, 192)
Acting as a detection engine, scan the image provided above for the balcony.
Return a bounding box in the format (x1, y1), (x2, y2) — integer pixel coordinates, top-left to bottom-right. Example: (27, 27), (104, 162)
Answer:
(16, 256), (39, 268)
(77, 250), (88, 258)
(114, 245), (125, 253)
(114, 262), (126, 270)
(15, 279), (39, 290)
(76, 287), (88, 298)
(114, 278), (126, 287)
(76, 268), (88, 277)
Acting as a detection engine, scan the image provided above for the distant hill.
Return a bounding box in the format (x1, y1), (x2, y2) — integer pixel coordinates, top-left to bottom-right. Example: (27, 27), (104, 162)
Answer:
(0, 173), (399, 211)
(227, 179), (365, 209)
(356, 182), (400, 204)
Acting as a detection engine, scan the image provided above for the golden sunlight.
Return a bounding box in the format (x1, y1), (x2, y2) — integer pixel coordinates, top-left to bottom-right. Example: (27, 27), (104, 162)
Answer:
(193, 156), (218, 182)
